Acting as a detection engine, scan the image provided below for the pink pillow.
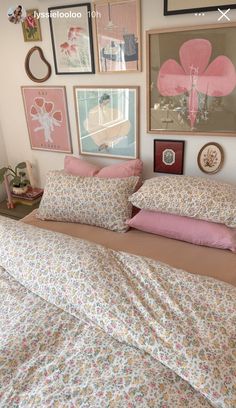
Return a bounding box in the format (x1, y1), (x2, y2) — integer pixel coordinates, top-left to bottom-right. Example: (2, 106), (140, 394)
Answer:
(64, 156), (100, 177)
(127, 210), (236, 252)
(64, 156), (143, 178)
(97, 159), (143, 178)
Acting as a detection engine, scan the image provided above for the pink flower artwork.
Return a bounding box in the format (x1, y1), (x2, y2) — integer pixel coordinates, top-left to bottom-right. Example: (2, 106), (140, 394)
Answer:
(25, 15), (36, 29)
(22, 87), (72, 153)
(59, 26), (91, 70)
(68, 27), (83, 41)
(60, 27), (83, 57)
(157, 39), (236, 128)
(30, 97), (62, 144)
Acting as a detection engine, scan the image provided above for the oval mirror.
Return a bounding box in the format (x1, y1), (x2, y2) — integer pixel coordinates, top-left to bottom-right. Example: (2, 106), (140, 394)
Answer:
(25, 47), (51, 83)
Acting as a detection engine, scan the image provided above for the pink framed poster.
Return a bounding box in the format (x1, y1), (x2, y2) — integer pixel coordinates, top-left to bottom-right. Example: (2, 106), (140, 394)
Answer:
(21, 86), (72, 153)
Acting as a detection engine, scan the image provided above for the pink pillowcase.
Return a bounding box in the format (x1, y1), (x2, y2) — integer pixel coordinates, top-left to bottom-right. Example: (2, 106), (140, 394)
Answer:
(127, 210), (236, 252)
(64, 156), (100, 177)
(97, 159), (143, 178)
(64, 156), (143, 178)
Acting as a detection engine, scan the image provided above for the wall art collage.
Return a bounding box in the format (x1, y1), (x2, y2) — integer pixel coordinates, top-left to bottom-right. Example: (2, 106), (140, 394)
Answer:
(20, 0), (236, 175)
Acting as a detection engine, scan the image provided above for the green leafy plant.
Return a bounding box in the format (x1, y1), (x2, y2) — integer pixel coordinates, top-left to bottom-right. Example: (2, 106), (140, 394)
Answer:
(0, 162), (30, 188)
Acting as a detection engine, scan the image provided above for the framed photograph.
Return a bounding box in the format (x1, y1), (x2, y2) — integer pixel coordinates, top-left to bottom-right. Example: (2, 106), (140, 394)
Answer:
(21, 86), (72, 153)
(74, 86), (139, 159)
(22, 9), (42, 41)
(197, 142), (224, 174)
(93, 0), (141, 73)
(154, 139), (185, 174)
(147, 23), (236, 136)
(48, 3), (95, 74)
(164, 0), (236, 15)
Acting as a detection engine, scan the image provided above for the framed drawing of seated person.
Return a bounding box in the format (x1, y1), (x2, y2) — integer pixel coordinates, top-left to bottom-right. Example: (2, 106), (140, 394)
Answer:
(74, 85), (139, 159)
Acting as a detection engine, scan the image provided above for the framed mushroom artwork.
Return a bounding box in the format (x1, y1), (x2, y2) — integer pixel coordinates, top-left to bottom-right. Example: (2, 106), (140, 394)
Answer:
(48, 3), (95, 74)
(197, 142), (224, 174)
(154, 139), (185, 174)
(147, 23), (236, 136)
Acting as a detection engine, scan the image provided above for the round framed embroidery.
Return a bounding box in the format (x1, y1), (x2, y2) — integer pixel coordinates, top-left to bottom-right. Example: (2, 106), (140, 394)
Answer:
(197, 142), (224, 174)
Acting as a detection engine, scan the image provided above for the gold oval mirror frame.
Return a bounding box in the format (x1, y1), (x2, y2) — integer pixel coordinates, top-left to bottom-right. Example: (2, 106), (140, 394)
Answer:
(25, 46), (52, 83)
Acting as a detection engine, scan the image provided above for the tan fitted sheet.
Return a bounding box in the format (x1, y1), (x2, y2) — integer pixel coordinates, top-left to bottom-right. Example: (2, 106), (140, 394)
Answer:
(22, 210), (236, 287)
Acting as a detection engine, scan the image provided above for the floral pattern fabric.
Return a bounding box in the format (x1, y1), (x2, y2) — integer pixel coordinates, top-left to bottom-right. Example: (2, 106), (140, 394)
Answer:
(0, 268), (210, 408)
(37, 171), (139, 232)
(130, 175), (236, 227)
(0, 217), (235, 407)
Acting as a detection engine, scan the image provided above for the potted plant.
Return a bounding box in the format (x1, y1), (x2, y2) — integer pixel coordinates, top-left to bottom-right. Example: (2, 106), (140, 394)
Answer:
(0, 162), (30, 195)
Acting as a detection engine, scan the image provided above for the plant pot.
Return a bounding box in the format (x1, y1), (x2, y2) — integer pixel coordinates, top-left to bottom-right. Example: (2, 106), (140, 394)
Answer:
(12, 185), (28, 195)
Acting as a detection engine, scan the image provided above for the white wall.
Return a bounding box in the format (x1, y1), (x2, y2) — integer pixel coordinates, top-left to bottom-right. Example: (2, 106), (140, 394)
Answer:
(0, 122), (7, 201)
(0, 0), (236, 186)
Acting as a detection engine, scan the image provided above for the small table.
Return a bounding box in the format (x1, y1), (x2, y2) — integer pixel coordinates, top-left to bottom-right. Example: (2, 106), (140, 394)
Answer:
(0, 200), (40, 220)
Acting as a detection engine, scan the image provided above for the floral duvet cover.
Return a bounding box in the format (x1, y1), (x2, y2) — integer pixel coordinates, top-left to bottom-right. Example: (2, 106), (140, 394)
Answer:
(0, 217), (235, 408)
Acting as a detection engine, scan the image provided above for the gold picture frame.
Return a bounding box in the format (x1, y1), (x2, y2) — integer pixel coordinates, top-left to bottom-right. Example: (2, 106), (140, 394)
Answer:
(22, 9), (42, 42)
(147, 23), (236, 136)
(93, 0), (141, 73)
(22, 86), (72, 153)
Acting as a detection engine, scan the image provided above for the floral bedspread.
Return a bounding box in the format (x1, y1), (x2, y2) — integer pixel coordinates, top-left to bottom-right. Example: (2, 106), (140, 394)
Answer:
(0, 217), (235, 408)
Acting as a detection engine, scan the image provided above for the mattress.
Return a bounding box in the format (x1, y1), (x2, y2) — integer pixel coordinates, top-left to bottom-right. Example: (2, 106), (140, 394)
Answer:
(22, 210), (236, 286)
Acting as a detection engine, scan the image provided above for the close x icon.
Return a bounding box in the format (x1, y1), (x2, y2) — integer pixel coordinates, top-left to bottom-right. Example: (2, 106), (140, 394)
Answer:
(218, 8), (231, 21)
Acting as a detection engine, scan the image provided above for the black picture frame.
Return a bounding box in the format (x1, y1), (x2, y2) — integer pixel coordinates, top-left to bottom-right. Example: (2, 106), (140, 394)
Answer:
(154, 139), (185, 174)
(164, 0), (236, 15)
(48, 3), (95, 75)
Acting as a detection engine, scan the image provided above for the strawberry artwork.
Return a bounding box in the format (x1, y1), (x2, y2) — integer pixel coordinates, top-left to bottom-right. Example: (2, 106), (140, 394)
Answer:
(157, 39), (236, 129)
(30, 97), (62, 143)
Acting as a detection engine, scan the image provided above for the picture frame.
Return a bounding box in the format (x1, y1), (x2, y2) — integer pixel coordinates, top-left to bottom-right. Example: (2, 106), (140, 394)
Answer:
(21, 86), (72, 153)
(147, 23), (236, 136)
(197, 142), (224, 174)
(93, 0), (141, 73)
(22, 9), (42, 42)
(74, 86), (139, 159)
(164, 0), (236, 15)
(48, 3), (95, 74)
(154, 139), (185, 174)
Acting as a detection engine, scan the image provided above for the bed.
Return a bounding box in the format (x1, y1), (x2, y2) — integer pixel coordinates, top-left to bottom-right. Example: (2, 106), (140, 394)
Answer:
(23, 210), (236, 287)
(0, 211), (235, 408)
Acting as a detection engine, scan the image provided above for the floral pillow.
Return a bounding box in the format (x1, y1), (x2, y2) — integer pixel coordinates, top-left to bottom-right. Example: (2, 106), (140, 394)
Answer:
(129, 175), (236, 227)
(37, 171), (139, 232)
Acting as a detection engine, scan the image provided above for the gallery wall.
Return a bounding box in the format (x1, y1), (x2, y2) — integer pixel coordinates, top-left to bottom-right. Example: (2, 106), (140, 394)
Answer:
(0, 0), (236, 186)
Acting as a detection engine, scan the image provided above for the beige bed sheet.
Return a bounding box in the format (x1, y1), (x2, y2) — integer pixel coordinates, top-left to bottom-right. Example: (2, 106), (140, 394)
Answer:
(22, 210), (236, 287)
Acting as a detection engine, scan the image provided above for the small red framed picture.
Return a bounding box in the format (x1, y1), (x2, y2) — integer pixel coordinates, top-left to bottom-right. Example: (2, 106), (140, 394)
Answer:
(154, 139), (185, 174)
